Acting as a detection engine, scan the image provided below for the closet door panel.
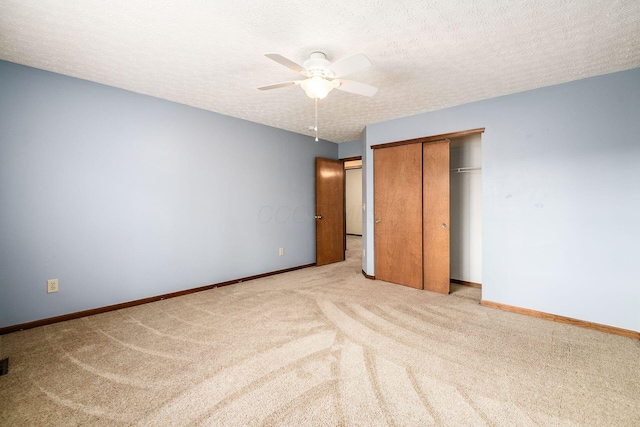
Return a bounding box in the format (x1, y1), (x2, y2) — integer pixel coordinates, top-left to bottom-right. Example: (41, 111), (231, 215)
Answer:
(374, 144), (423, 289)
(423, 140), (450, 294)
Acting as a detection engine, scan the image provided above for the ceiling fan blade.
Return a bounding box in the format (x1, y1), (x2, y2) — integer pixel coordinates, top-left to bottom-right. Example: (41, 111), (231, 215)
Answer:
(258, 81), (300, 91)
(329, 53), (372, 78)
(265, 54), (307, 74)
(335, 79), (378, 97)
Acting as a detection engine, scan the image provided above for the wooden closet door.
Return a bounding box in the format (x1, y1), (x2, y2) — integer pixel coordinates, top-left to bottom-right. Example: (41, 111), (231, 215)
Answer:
(374, 144), (423, 289)
(423, 140), (450, 294)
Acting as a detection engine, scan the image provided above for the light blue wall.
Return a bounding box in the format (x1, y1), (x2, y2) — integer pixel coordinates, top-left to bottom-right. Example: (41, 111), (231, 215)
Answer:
(0, 61), (337, 328)
(363, 68), (640, 332)
(338, 139), (363, 159)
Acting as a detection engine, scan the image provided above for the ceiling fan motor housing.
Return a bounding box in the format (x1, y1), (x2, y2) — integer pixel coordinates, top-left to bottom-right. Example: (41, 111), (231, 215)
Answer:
(303, 52), (334, 78)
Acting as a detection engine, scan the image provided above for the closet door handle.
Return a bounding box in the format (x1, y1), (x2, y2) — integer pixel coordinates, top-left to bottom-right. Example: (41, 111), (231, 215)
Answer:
(315, 215), (323, 219)
(375, 219), (381, 224)
(442, 223), (447, 228)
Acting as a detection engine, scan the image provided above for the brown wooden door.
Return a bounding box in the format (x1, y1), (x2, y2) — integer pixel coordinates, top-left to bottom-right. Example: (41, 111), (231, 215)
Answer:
(423, 140), (450, 293)
(374, 144), (423, 288)
(315, 157), (345, 266)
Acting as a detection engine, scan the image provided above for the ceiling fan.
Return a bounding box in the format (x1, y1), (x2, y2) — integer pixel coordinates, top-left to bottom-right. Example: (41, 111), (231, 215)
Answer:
(258, 52), (378, 99)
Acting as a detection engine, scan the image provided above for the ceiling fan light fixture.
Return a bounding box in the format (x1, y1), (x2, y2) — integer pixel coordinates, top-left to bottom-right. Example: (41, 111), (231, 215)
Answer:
(259, 52), (376, 100)
(300, 75), (334, 100)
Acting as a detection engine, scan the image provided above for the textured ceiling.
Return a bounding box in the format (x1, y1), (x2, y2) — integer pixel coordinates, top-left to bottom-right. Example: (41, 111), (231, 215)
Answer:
(1, 1), (639, 143)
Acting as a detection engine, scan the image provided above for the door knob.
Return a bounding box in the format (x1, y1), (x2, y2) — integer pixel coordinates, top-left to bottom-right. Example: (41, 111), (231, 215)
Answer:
(315, 215), (323, 219)
(375, 219), (381, 224)
(442, 223), (447, 228)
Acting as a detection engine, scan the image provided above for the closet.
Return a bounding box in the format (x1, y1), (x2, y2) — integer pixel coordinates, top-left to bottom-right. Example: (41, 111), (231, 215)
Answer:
(372, 128), (483, 293)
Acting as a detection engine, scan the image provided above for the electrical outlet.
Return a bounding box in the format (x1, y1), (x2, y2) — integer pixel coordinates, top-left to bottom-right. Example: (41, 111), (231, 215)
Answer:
(279, 248), (284, 256)
(47, 279), (58, 293)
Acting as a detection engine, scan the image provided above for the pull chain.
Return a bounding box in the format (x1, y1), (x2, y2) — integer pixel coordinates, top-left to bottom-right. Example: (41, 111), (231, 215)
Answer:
(314, 98), (319, 142)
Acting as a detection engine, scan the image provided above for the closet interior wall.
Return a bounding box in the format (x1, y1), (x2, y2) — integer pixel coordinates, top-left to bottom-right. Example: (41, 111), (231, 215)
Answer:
(450, 134), (482, 285)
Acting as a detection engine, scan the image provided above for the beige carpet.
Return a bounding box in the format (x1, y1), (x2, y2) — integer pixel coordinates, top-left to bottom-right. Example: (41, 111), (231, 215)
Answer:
(1, 236), (638, 426)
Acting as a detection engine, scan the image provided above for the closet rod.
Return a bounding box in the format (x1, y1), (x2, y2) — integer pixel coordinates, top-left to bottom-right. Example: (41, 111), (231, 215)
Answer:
(450, 167), (481, 173)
